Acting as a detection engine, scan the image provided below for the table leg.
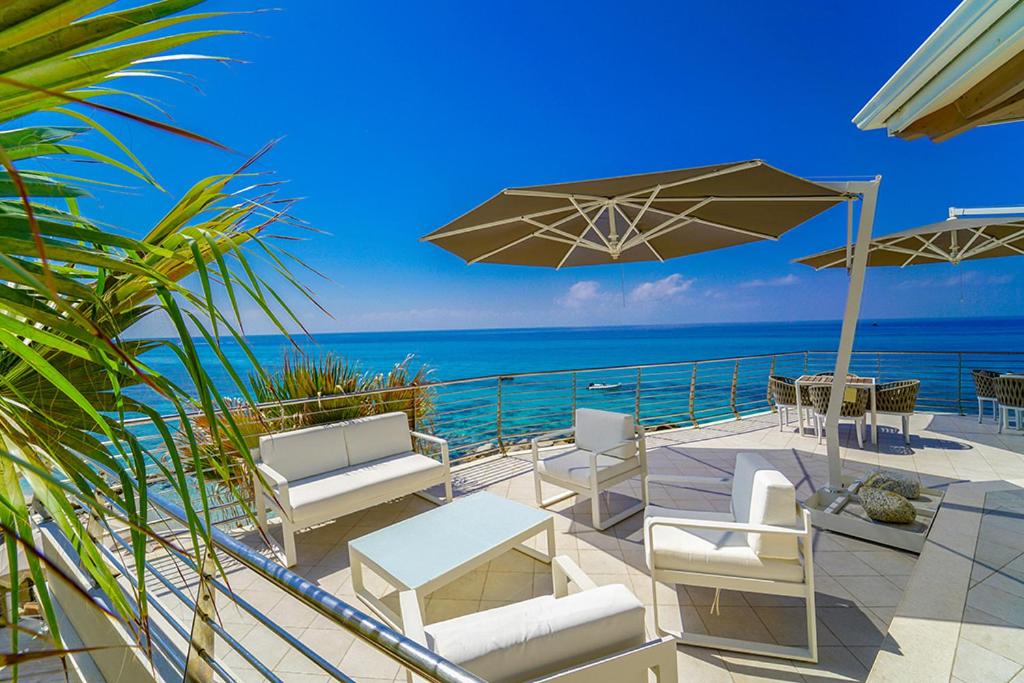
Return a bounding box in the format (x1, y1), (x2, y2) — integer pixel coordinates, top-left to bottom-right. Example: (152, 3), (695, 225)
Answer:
(350, 548), (405, 630)
(517, 518), (556, 564)
(796, 386), (805, 437)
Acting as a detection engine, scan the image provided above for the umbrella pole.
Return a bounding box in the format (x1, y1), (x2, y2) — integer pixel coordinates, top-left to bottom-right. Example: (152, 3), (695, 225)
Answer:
(822, 177), (881, 494)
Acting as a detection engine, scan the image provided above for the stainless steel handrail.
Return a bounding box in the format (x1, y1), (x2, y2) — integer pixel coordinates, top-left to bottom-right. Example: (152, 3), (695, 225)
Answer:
(148, 492), (483, 683)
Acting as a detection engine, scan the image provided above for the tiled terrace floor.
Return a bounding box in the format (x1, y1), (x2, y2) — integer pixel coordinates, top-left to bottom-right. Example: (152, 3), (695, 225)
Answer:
(157, 411), (1024, 682)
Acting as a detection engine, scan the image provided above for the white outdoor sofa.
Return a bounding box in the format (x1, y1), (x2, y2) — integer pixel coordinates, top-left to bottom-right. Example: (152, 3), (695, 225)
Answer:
(644, 451), (817, 662)
(401, 555), (677, 683)
(254, 412), (452, 566)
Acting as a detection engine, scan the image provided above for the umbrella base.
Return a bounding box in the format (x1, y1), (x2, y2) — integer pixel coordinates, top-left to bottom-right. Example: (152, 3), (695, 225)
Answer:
(804, 477), (943, 554)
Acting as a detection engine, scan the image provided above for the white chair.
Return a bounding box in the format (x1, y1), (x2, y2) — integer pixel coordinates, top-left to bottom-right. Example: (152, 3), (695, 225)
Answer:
(254, 412), (452, 566)
(532, 408), (647, 530)
(400, 555), (677, 683)
(644, 452), (817, 663)
(807, 383), (869, 449)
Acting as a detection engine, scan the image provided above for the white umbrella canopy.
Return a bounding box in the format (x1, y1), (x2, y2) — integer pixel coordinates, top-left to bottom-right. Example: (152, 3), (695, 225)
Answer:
(421, 160), (852, 268)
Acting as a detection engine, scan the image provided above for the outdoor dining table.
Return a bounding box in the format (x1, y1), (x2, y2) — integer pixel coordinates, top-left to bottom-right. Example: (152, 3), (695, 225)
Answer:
(794, 374), (878, 444)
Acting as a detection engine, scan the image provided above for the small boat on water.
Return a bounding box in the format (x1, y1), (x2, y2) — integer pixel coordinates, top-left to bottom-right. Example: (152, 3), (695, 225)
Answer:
(587, 382), (622, 391)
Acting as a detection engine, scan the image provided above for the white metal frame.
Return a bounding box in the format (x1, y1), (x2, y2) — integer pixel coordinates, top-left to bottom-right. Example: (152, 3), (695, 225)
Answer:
(531, 423), (648, 531)
(979, 395), (1000, 423)
(815, 178), (881, 495)
(349, 496), (556, 631)
(400, 555), (678, 683)
(254, 430), (453, 567)
(423, 160), (854, 268)
(643, 474), (817, 663)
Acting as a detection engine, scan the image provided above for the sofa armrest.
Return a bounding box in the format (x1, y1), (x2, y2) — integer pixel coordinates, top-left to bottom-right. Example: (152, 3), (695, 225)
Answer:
(531, 427), (576, 465)
(256, 462), (290, 504)
(645, 514), (809, 538)
(552, 555), (596, 597)
(411, 430), (450, 470)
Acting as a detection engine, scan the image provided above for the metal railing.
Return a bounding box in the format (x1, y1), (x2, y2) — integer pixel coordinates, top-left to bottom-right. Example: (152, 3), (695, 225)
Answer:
(56, 469), (484, 683)
(78, 347), (1024, 681)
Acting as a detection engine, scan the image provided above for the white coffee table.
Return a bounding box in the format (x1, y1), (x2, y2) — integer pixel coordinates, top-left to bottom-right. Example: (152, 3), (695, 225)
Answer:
(348, 492), (555, 629)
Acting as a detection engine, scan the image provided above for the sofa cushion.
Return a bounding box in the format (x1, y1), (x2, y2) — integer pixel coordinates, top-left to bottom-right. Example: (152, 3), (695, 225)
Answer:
(285, 452), (443, 524)
(575, 408), (635, 460)
(259, 422), (349, 483)
(730, 452), (799, 560)
(644, 506), (804, 582)
(538, 448), (641, 487)
(424, 583), (645, 683)
(342, 412), (413, 466)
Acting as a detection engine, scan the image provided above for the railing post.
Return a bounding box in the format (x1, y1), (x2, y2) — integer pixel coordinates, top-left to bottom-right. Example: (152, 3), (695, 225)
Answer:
(571, 372), (577, 419)
(635, 368), (642, 423)
(803, 350), (809, 374)
(957, 352), (964, 415)
(730, 360), (740, 418)
(689, 363), (698, 427)
(185, 551), (216, 682)
(767, 355), (776, 409)
(496, 378), (505, 456)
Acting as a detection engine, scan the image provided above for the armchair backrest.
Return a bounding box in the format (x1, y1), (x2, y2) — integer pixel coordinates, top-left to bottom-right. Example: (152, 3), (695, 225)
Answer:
(730, 452), (799, 560)
(342, 412), (413, 465)
(575, 408), (635, 459)
(259, 422), (350, 482)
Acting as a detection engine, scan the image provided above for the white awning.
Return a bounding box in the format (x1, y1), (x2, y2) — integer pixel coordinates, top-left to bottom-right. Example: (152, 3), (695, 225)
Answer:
(854, 0), (1024, 141)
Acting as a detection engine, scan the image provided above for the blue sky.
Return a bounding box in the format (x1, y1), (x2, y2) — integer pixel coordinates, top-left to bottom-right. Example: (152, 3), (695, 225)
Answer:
(95, 1), (1023, 335)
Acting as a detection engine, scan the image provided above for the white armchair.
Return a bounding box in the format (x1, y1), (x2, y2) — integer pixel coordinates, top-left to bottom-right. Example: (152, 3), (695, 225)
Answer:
(400, 555), (677, 683)
(532, 408), (647, 530)
(644, 452), (817, 663)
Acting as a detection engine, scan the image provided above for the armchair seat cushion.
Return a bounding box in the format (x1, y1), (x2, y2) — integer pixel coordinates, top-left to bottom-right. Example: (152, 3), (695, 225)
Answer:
(644, 506), (804, 582)
(285, 452), (444, 524)
(424, 583), (645, 683)
(538, 448), (640, 487)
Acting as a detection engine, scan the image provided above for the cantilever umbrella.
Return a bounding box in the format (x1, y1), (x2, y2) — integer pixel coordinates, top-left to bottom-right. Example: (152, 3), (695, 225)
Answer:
(423, 160), (882, 512)
(421, 160), (854, 268)
(795, 212), (1024, 270)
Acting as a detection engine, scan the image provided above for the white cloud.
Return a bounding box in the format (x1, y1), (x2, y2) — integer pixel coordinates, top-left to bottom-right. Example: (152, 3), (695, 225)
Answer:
(739, 274), (799, 288)
(987, 273), (1014, 285)
(628, 273), (694, 303)
(557, 280), (608, 308)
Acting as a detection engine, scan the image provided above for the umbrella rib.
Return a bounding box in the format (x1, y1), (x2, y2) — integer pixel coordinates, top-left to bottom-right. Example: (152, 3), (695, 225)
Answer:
(569, 197), (613, 251)
(618, 197), (713, 250)
(618, 199), (779, 242)
(423, 199), (605, 240)
(901, 233), (948, 266)
(522, 216), (605, 250)
(961, 226), (1024, 259)
(956, 226), (988, 261)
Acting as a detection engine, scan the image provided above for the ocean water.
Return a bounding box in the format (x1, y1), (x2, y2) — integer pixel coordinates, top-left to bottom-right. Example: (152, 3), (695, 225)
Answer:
(136, 316), (1023, 507)
(142, 317), (1024, 397)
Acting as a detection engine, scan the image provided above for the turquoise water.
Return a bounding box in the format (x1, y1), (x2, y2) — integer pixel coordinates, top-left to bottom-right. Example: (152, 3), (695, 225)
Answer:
(135, 316), (1023, 510)
(144, 317), (1024, 397)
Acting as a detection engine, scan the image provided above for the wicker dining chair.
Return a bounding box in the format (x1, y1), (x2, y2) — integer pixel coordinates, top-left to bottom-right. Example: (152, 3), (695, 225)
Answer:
(768, 375), (812, 432)
(994, 375), (1024, 434)
(807, 384), (870, 448)
(972, 369), (1002, 423)
(876, 380), (920, 445)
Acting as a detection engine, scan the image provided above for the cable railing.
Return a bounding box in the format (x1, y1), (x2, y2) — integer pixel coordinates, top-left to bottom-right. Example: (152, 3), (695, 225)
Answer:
(60, 347), (1024, 681)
